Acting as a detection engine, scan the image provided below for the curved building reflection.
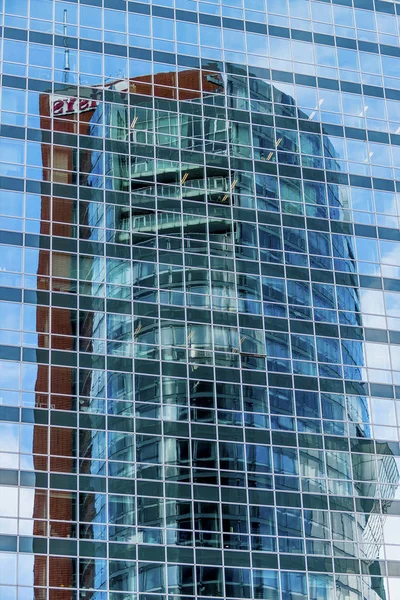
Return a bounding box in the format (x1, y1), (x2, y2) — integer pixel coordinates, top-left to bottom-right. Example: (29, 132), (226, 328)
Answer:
(30, 65), (400, 599)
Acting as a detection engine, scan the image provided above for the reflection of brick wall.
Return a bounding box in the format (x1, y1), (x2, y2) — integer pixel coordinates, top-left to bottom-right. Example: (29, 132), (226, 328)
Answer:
(33, 93), (89, 594)
(49, 556), (76, 589)
(49, 591), (75, 600)
(130, 69), (223, 99)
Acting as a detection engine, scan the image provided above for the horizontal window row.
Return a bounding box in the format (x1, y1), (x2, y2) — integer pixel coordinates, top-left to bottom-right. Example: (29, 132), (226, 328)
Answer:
(4, 0), (400, 29)
(2, 34), (400, 77)
(1, 488), (398, 536)
(2, 399), (399, 431)
(1, 380), (397, 420)
(0, 552), (383, 599)
(3, 0), (400, 23)
(1, 158), (397, 190)
(0, 358), (395, 394)
(0, 458), (397, 483)
(1, 146), (399, 174)
(4, 59), (400, 125)
(3, 524), (399, 564)
(0, 478), (396, 513)
(0, 424), (392, 480)
(4, 509), (400, 541)
(7, 523), (400, 564)
(0, 468), (398, 499)
(2, 396), (398, 427)
(0, 413), (397, 445)
(2, 102), (400, 149)
(2, 203), (400, 244)
(2, 61), (400, 120)
(2, 445), (398, 479)
(2, 14), (400, 65)
(2, 337), (394, 376)
(1, 276), (398, 321)
(0, 380), (368, 411)
(0, 230), (390, 265)
(4, 88), (400, 131)
(0, 368), (370, 406)
(1, 457), (398, 495)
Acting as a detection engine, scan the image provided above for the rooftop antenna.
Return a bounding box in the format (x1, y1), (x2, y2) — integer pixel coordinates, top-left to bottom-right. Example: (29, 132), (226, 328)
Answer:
(63, 9), (70, 83)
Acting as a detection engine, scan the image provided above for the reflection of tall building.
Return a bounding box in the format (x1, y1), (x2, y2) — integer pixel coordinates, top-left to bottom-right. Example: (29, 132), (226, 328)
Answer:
(31, 67), (400, 600)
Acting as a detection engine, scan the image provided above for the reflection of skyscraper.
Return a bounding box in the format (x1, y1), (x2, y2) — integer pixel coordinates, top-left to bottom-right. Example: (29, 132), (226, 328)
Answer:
(3, 5), (400, 599)
(31, 68), (399, 600)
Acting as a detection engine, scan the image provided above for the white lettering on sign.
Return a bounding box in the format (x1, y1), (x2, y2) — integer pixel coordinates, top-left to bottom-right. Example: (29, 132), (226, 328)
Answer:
(49, 80), (134, 116)
(50, 95), (99, 116)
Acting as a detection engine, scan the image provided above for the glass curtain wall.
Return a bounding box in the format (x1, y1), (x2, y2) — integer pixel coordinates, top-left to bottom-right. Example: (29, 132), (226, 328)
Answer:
(1, 0), (400, 599)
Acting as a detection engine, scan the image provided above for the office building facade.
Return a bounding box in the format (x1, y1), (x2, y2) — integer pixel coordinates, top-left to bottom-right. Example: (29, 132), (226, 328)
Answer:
(1, 0), (400, 598)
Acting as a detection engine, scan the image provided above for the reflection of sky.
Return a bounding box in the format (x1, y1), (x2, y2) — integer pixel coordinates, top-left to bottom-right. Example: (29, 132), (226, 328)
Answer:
(354, 189), (400, 379)
(0, 302), (21, 330)
(370, 398), (396, 426)
(0, 423), (19, 453)
(0, 554), (17, 586)
(24, 248), (40, 275)
(385, 293), (400, 319)
(0, 422), (34, 471)
(0, 487), (18, 518)
(0, 361), (39, 398)
(0, 552), (36, 589)
(0, 361), (20, 391)
(21, 363), (38, 393)
(358, 285), (400, 386)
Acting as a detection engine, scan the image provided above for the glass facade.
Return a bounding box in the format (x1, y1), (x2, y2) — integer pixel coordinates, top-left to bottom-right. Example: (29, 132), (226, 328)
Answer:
(2, 0), (400, 598)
